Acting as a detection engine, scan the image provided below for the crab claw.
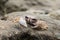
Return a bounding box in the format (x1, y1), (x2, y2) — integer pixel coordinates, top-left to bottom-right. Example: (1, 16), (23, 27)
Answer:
(19, 17), (28, 27)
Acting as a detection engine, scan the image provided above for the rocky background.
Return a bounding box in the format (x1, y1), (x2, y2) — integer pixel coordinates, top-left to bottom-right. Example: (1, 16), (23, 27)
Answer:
(0, 0), (60, 40)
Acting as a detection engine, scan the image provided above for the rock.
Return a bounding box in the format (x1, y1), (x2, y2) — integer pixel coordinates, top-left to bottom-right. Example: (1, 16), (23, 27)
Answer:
(36, 14), (60, 39)
(0, 20), (58, 40)
(5, 0), (28, 12)
(4, 0), (60, 13)
(0, 11), (59, 40)
(55, 32), (60, 39)
(5, 0), (55, 8)
(5, 11), (60, 39)
(26, 7), (53, 16)
(0, 20), (20, 40)
(49, 10), (60, 20)
(26, 8), (46, 15)
(0, 0), (8, 16)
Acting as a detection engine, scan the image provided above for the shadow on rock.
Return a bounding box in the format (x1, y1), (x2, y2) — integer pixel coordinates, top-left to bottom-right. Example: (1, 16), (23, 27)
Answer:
(2, 32), (58, 40)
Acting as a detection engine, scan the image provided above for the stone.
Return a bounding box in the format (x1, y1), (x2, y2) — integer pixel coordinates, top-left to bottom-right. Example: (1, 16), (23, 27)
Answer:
(0, 20), (57, 40)
(49, 10), (60, 20)
(4, 0), (60, 13)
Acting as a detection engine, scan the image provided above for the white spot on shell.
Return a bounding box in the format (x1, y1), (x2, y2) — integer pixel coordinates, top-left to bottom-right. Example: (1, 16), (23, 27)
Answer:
(19, 17), (27, 27)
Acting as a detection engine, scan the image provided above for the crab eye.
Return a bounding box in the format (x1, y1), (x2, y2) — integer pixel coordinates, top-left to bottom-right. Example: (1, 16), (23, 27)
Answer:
(25, 16), (28, 18)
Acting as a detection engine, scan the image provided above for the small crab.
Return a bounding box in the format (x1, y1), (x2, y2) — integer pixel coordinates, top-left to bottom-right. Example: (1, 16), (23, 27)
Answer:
(25, 16), (48, 30)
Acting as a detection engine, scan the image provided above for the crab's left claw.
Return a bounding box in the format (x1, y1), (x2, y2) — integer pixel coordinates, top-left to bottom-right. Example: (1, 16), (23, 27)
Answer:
(19, 17), (28, 27)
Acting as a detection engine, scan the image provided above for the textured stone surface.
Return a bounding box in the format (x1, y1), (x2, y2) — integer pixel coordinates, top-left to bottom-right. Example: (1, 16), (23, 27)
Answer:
(48, 10), (60, 20)
(4, 0), (60, 13)
(0, 20), (58, 40)
(4, 11), (60, 39)
(0, 0), (60, 40)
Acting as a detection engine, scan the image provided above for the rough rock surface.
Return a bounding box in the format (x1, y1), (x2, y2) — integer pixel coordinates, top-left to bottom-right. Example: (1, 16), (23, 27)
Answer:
(0, 20), (20, 40)
(2, 11), (59, 40)
(1, 0), (60, 14)
(0, 20), (58, 40)
(48, 10), (60, 20)
(5, 0), (60, 9)
(4, 0), (60, 13)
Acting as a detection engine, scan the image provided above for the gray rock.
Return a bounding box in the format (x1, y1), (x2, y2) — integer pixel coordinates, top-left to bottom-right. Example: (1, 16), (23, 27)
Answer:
(0, 20), (20, 40)
(55, 32), (60, 39)
(49, 10), (60, 20)
(26, 7), (53, 16)
(0, 20), (57, 40)
(5, 11), (60, 39)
